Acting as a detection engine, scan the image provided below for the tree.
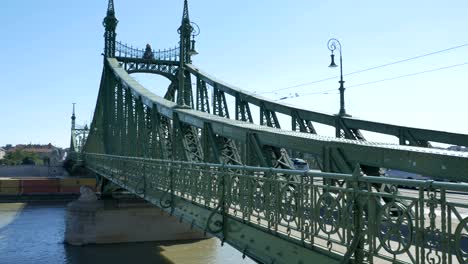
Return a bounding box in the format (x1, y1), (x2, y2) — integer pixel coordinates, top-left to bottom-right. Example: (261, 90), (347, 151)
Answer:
(1, 150), (43, 165)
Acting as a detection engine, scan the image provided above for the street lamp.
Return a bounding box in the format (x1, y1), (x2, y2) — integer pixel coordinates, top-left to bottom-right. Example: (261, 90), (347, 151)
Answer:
(188, 22), (200, 56)
(327, 38), (347, 116)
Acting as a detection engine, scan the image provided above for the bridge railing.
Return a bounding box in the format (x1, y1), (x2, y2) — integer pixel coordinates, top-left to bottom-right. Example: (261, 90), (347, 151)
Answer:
(84, 152), (468, 263)
(115, 41), (180, 61)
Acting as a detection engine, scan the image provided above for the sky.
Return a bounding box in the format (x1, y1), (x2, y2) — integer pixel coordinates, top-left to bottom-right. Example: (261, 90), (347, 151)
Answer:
(1, 0), (467, 148)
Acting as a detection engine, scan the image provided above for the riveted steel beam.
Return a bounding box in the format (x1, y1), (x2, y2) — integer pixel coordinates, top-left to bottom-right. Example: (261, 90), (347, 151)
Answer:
(173, 112), (203, 162)
(213, 84), (230, 118)
(186, 64), (468, 147)
(398, 128), (431, 147)
(99, 58), (468, 181)
(335, 116), (365, 140)
(292, 110), (317, 134)
(196, 77), (210, 113)
(235, 93), (253, 123)
(260, 102), (280, 128)
(202, 123), (221, 163)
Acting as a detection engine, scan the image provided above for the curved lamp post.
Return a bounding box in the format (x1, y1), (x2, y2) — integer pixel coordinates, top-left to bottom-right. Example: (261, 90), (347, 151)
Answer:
(327, 38), (347, 116)
(188, 22), (200, 56)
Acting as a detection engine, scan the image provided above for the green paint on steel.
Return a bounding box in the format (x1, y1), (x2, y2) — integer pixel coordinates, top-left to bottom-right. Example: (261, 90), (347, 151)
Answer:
(68, 1), (468, 262)
(82, 153), (468, 264)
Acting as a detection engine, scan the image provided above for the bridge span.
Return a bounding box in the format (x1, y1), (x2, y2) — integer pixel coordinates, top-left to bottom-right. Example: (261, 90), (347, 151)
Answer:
(68, 1), (468, 263)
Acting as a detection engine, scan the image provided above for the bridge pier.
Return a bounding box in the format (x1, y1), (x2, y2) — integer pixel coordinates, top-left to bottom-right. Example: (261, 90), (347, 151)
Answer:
(65, 196), (207, 246)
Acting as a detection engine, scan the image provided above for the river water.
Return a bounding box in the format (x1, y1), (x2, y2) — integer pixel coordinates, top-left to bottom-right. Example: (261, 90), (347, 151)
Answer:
(0, 202), (255, 264)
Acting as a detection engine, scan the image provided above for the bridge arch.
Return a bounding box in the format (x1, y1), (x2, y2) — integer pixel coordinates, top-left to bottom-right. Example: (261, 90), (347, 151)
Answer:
(127, 69), (177, 83)
(129, 72), (176, 99)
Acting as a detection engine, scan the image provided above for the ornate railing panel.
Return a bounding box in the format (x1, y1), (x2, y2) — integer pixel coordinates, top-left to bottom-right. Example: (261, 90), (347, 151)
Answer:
(84, 153), (468, 264)
(116, 41), (180, 61)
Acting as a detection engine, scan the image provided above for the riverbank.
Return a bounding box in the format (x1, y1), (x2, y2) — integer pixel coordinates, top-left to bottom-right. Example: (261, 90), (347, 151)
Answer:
(0, 202), (255, 264)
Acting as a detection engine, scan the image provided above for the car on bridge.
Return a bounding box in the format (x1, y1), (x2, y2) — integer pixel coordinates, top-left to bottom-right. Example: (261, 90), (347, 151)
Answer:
(290, 158), (309, 171)
(384, 169), (431, 181)
(383, 169), (460, 187)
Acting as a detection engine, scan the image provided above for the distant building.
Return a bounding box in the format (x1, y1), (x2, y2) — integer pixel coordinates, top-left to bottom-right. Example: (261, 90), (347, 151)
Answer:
(11, 143), (54, 155)
(0, 148), (5, 160)
(8, 143), (63, 164)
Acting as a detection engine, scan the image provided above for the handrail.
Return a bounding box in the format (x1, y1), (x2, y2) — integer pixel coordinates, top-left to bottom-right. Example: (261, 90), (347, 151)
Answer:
(83, 153), (468, 192)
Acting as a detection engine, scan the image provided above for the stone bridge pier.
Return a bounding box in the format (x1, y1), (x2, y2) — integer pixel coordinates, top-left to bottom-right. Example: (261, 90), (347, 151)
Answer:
(65, 189), (206, 246)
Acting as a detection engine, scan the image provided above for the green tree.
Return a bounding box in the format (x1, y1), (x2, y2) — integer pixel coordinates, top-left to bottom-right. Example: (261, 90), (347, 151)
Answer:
(2, 150), (43, 165)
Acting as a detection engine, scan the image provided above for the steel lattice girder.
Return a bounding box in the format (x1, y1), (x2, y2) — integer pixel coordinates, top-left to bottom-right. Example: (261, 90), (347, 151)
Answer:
(116, 57), (178, 81)
(185, 64), (468, 147)
(98, 58), (468, 181)
(213, 85), (230, 118)
(291, 110), (316, 134)
(173, 113), (203, 162)
(79, 3), (468, 263)
(235, 93), (253, 123)
(195, 77), (210, 113)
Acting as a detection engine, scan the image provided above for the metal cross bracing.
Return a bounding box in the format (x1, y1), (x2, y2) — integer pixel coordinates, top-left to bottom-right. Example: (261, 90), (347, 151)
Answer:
(185, 64), (468, 147)
(235, 93), (254, 123)
(195, 78), (210, 113)
(70, 0), (468, 263)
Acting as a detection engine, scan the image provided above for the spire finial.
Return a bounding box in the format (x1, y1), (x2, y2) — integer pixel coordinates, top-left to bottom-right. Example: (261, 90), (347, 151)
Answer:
(182, 0), (190, 22)
(107, 0), (115, 15)
(103, 0), (118, 57)
(103, 0), (118, 31)
(71, 103), (76, 131)
(72, 103), (76, 119)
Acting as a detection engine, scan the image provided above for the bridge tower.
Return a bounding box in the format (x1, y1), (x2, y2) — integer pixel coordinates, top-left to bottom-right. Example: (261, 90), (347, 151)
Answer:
(177, 0), (195, 107)
(71, 103), (76, 132)
(103, 0), (118, 58)
(69, 103), (76, 152)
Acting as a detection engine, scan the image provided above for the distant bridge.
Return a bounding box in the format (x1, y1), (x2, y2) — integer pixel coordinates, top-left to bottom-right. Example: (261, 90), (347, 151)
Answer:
(69, 1), (468, 263)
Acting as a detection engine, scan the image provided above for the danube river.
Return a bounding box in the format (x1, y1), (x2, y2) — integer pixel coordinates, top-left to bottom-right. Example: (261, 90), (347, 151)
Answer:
(0, 202), (255, 264)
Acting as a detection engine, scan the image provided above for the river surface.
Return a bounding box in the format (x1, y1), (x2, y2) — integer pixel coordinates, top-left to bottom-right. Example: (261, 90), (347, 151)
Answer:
(0, 202), (255, 264)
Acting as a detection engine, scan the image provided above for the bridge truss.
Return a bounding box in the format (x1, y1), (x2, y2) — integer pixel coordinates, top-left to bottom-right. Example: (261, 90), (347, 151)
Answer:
(70, 1), (468, 263)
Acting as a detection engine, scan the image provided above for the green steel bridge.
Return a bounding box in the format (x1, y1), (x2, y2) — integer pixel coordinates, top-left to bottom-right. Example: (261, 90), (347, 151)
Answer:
(69, 1), (468, 263)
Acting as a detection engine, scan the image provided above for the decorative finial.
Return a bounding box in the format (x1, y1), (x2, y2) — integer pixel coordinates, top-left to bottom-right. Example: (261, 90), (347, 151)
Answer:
(104, 0), (118, 30)
(72, 103), (76, 120)
(103, 0), (118, 57)
(107, 0), (115, 15)
(182, 0), (190, 22)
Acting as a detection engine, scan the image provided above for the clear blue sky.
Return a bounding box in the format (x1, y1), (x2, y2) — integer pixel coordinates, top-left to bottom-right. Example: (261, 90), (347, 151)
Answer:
(1, 0), (467, 148)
